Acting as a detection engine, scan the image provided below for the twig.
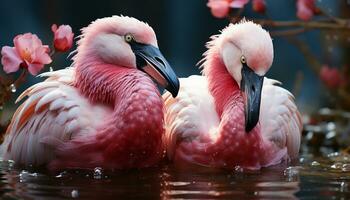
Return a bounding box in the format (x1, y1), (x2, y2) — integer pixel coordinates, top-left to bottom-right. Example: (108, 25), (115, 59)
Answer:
(49, 48), (56, 58)
(229, 15), (350, 36)
(319, 8), (345, 24)
(252, 19), (350, 30)
(12, 69), (27, 89)
(270, 28), (307, 37)
(293, 70), (304, 98)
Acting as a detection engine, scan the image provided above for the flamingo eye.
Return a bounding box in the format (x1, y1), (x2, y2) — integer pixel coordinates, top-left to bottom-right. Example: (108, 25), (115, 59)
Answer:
(240, 55), (246, 64)
(124, 34), (134, 43)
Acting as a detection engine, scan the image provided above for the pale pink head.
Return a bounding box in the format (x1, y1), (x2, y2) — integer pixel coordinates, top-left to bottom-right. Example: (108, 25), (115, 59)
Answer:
(214, 20), (273, 85)
(73, 15), (179, 97)
(204, 20), (274, 132)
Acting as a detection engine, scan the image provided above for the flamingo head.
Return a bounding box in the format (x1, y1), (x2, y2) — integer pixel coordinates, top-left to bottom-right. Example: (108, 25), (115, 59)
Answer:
(216, 20), (274, 132)
(74, 15), (179, 97)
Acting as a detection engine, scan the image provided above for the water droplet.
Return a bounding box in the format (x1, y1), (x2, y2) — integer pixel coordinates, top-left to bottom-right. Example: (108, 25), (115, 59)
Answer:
(299, 157), (305, 163)
(306, 132), (314, 141)
(284, 166), (299, 177)
(284, 166), (300, 181)
(8, 160), (15, 168)
(311, 161), (320, 166)
(19, 170), (29, 182)
(234, 166), (243, 173)
(20, 170), (29, 175)
(331, 162), (343, 170)
(56, 171), (67, 178)
(10, 84), (16, 93)
(328, 152), (340, 158)
(342, 164), (350, 172)
(159, 172), (170, 179)
(93, 167), (103, 179)
(340, 182), (348, 192)
(49, 67), (54, 72)
(0, 106), (3, 110)
(326, 131), (337, 140)
(71, 189), (79, 198)
(326, 122), (336, 131)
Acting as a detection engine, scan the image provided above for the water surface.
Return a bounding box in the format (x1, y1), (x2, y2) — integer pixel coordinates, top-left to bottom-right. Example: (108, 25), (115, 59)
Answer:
(0, 152), (350, 199)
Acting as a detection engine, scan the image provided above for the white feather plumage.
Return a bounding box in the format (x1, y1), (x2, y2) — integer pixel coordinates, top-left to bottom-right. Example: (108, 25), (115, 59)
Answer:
(1, 68), (110, 166)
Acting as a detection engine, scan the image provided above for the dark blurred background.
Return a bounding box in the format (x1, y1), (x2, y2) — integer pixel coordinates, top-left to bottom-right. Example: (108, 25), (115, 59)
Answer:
(0, 0), (347, 114)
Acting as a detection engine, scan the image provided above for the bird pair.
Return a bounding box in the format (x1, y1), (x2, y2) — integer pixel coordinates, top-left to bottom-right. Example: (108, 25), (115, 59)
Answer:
(0, 16), (302, 171)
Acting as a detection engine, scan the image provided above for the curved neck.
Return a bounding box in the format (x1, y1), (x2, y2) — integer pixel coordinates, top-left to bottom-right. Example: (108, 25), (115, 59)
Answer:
(75, 63), (129, 105)
(204, 48), (241, 117)
(74, 63), (164, 167)
(74, 63), (163, 121)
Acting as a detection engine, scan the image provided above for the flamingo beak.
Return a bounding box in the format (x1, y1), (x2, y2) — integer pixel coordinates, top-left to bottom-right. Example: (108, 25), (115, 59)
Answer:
(241, 63), (264, 133)
(130, 42), (180, 97)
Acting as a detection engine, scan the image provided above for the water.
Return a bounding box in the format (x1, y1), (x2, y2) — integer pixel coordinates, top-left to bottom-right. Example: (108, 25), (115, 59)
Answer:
(1, 154), (350, 199)
(9, 84), (16, 93)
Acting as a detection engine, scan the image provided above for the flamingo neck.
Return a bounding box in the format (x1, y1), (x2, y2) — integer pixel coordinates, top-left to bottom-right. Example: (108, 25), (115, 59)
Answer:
(205, 48), (241, 117)
(74, 63), (165, 168)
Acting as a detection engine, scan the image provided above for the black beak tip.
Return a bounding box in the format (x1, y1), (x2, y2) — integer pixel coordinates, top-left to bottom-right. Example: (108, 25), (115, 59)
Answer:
(130, 42), (180, 98)
(168, 78), (180, 98)
(244, 110), (260, 133)
(245, 124), (254, 133)
(241, 63), (264, 134)
(171, 90), (178, 98)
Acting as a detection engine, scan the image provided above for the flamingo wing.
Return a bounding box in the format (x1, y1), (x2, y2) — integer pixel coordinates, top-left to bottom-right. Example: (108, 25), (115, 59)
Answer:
(259, 78), (302, 159)
(162, 75), (220, 160)
(1, 68), (110, 166)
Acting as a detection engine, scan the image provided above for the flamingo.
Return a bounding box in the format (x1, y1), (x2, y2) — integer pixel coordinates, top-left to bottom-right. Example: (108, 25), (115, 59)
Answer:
(0, 16), (180, 170)
(163, 20), (302, 170)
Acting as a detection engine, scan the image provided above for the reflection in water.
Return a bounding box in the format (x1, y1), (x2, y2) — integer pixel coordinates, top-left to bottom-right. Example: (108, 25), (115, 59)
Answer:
(0, 154), (350, 199)
(160, 164), (299, 199)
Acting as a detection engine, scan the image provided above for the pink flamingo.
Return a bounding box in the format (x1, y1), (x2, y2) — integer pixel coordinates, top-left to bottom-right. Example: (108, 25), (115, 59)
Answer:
(163, 20), (302, 170)
(0, 16), (179, 170)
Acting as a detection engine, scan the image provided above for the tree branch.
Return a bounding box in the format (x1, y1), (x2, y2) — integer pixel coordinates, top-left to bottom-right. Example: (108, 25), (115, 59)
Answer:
(254, 19), (350, 30)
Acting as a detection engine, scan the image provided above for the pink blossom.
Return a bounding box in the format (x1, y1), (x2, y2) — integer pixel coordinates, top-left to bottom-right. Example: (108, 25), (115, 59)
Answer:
(319, 65), (342, 89)
(207, 0), (231, 18)
(207, 0), (249, 18)
(252, 0), (266, 13)
(51, 24), (74, 52)
(1, 33), (52, 75)
(229, 0), (249, 8)
(296, 0), (317, 21)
